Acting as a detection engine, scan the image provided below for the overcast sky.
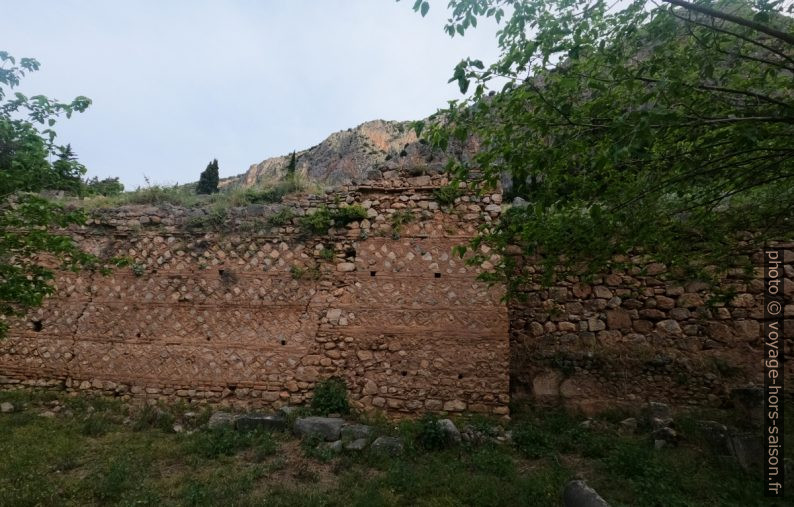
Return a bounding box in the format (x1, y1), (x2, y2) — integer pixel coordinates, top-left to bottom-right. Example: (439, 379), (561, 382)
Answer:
(4, 0), (500, 189)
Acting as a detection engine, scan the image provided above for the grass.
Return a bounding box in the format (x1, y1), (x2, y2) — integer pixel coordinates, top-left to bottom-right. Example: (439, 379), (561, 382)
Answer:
(0, 388), (790, 506)
(71, 172), (320, 212)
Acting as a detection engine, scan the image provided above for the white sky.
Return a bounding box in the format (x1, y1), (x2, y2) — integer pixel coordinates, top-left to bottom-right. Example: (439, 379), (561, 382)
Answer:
(4, 0), (501, 188)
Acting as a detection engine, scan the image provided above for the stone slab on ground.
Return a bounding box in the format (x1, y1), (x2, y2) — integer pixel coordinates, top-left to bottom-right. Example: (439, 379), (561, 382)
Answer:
(563, 480), (610, 507)
(236, 413), (287, 432)
(341, 423), (373, 441)
(438, 419), (461, 444)
(345, 438), (368, 451)
(293, 416), (345, 441)
(370, 436), (404, 456)
(208, 412), (237, 430)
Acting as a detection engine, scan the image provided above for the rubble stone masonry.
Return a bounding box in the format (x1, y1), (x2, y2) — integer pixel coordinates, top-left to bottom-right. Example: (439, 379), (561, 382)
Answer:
(0, 175), (510, 416)
(1, 172), (791, 416)
(509, 248), (794, 414)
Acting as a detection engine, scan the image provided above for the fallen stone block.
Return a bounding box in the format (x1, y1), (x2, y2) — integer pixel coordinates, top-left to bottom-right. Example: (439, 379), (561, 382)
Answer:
(728, 431), (763, 473)
(370, 436), (404, 456)
(345, 438), (368, 451)
(294, 416), (345, 441)
(697, 420), (731, 455)
(438, 419), (461, 445)
(341, 423), (373, 441)
(236, 413), (287, 432)
(278, 406), (298, 418)
(563, 479), (610, 507)
(323, 440), (343, 453)
(208, 412), (237, 430)
(652, 427), (678, 449)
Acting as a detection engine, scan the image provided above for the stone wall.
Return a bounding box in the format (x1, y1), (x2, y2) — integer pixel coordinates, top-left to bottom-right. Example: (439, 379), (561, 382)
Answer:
(509, 249), (794, 414)
(0, 175), (510, 416)
(3, 173), (790, 417)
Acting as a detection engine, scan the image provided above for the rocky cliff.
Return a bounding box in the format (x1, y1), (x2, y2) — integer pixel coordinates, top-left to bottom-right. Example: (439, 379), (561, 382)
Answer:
(229, 119), (474, 188)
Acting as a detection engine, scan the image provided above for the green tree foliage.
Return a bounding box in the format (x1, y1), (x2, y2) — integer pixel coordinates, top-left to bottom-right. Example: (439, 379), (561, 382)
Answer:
(406, 0), (794, 290)
(81, 176), (124, 197)
(196, 158), (220, 194)
(52, 144), (86, 193)
(286, 151), (297, 176)
(0, 51), (100, 337)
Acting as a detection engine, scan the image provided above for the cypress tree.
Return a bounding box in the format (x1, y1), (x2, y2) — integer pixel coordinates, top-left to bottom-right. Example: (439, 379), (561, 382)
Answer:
(286, 151), (296, 176)
(196, 158), (219, 194)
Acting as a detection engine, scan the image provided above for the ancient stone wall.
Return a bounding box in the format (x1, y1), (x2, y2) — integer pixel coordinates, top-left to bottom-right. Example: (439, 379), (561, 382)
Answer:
(0, 175), (510, 416)
(509, 249), (794, 414)
(4, 173), (790, 417)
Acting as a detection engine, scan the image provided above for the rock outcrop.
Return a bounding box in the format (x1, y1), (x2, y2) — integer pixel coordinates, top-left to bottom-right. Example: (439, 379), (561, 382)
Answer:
(229, 119), (476, 188)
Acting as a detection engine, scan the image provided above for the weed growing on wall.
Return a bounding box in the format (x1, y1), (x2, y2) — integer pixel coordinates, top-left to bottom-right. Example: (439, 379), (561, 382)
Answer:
(268, 208), (294, 227)
(332, 205), (367, 225)
(390, 210), (414, 231)
(319, 247), (335, 261)
(432, 184), (461, 206)
(289, 265), (305, 280)
(299, 205), (367, 235)
(299, 208), (333, 234)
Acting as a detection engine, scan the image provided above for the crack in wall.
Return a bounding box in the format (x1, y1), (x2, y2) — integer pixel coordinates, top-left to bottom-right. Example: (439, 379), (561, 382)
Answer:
(66, 269), (95, 383)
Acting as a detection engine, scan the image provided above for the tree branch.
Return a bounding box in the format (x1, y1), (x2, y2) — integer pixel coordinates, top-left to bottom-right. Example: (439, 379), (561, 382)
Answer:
(664, 0), (794, 45)
(669, 9), (794, 67)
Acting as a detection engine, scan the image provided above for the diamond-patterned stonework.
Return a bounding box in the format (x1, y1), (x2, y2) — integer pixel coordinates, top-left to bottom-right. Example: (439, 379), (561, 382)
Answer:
(0, 176), (510, 416)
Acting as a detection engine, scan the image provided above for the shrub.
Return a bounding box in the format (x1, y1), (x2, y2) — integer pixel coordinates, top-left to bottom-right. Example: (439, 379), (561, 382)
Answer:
(131, 263), (145, 277)
(433, 184), (461, 206)
(268, 208), (294, 226)
(332, 205), (367, 225)
(310, 378), (349, 416)
(298, 205), (367, 235)
(120, 184), (201, 207)
(299, 208), (333, 234)
(390, 210), (414, 237)
(415, 413), (452, 451)
(201, 207), (227, 229)
(242, 187), (287, 204)
(289, 265), (305, 280)
(319, 247), (335, 261)
(81, 414), (113, 437)
(132, 404), (175, 433)
(81, 176), (124, 196)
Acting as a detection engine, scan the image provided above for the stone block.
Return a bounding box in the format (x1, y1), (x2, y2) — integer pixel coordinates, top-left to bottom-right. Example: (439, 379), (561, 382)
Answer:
(235, 413), (286, 432)
(293, 417), (345, 441)
(370, 436), (404, 456)
(606, 310), (632, 330)
(208, 412), (237, 430)
(562, 480), (610, 507)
